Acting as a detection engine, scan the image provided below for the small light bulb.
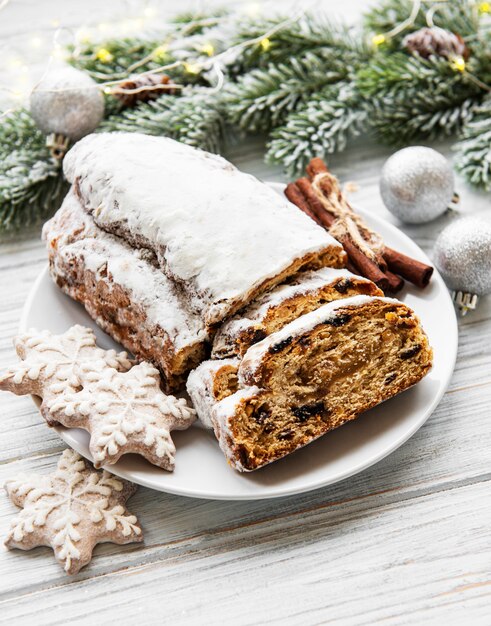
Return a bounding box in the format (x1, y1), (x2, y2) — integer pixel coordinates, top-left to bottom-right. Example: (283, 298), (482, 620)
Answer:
(30, 36), (43, 48)
(450, 55), (466, 72)
(7, 57), (23, 69)
(152, 45), (168, 60)
(245, 2), (261, 16)
(98, 22), (109, 33)
(183, 62), (201, 75)
(260, 38), (271, 52)
(143, 7), (157, 18)
(76, 28), (91, 43)
(372, 34), (386, 46)
(479, 1), (491, 13)
(51, 19), (61, 27)
(96, 48), (114, 63)
(201, 43), (214, 57)
(52, 45), (65, 60)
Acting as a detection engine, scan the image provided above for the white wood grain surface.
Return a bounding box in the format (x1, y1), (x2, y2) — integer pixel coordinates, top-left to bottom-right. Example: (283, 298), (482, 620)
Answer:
(1, 1), (490, 624)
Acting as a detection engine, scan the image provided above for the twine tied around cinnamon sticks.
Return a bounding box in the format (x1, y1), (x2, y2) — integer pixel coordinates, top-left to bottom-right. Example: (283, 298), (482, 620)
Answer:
(311, 170), (385, 264)
(285, 157), (433, 294)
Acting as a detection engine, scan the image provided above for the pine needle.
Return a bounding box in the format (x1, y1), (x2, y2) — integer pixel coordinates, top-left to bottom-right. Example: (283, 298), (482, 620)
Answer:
(455, 95), (491, 190)
(0, 110), (67, 231)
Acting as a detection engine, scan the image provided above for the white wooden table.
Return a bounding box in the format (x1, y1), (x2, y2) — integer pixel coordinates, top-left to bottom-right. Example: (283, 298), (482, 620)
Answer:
(1, 1), (490, 624)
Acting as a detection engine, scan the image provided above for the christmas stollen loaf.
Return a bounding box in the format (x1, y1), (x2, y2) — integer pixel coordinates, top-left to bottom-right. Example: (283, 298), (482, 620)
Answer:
(63, 133), (346, 325)
(187, 296), (432, 471)
(43, 190), (209, 391)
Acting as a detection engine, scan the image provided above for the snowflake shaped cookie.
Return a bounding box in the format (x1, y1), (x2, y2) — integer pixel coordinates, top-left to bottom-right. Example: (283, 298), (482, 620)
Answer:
(51, 362), (196, 470)
(0, 326), (132, 424)
(5, 449), (142, 575)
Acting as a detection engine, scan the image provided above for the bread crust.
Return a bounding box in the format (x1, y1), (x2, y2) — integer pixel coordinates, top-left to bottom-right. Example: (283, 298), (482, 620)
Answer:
(65, 133), (346, 325)
(192, 297), (433, 471)
(43, 191), (209, 392)
(212, 268), (383, 358)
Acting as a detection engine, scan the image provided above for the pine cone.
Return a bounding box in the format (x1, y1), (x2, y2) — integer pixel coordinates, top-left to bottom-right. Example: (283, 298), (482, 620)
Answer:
(403, 27), (469, 60)
(113, 74), (176, 107)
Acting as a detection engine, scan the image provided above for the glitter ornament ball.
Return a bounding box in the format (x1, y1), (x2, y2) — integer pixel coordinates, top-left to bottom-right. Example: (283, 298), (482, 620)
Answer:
(30, 64), (104, 141)
(433, 216), (491, 314)
(380, 146), (454, 224)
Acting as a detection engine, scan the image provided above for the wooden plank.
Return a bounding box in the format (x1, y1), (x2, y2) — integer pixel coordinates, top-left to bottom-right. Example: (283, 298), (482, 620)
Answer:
(0, 480), (489, 624)
(0, 379), (489, 599)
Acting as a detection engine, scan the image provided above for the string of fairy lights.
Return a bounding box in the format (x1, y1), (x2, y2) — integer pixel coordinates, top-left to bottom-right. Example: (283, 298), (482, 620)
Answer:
(0, 2), (283, 106)
(371, 0), (490, 80)
(1, 0), (491, 113)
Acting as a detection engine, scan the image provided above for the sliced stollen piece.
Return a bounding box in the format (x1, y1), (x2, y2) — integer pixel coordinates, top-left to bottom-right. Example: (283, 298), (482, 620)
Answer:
(63, 133), (346, 325)
(201, 296), (432, 472)
(186, 358), (240, 428)
(43, 190), (210, 391)
(212, 267), (383, 358)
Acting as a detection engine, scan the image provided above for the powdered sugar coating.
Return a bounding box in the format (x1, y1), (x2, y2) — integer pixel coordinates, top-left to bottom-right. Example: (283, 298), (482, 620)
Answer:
(186, 358), (239, 428)
(212, 267), (373, 357)
(238, 295), (399, 385)
(212, 386), (263, 470)
(64, 133), (343, 324)
(43, 190), (209, 352)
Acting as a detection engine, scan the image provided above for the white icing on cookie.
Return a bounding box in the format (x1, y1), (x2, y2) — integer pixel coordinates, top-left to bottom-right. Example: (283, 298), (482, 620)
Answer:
(5, 449), (142, 574)
(64, 133), (342, 323)
(0, 325), (131, 422)
(50, 361), (195, 469)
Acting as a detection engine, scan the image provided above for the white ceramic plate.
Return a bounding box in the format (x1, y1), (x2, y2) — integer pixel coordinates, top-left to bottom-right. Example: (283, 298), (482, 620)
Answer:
(20, 183), (458, 500)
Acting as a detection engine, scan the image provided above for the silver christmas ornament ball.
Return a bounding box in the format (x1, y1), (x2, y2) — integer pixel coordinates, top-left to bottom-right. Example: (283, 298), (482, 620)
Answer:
(380, 146), (454, 224)
(434, 216), (491, 313)
(30, 64), (104, 141)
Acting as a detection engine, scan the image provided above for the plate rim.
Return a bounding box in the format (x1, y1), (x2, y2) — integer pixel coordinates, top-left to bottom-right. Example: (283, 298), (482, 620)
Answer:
(19, 186), (458, 500)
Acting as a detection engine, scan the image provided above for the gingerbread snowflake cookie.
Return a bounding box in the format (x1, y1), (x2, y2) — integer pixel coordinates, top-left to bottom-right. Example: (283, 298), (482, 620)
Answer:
(5, 449), (142, 575)
(0, 326), (195, 470)
(51, 362), (196, 470)
(0, 326), (132, 425)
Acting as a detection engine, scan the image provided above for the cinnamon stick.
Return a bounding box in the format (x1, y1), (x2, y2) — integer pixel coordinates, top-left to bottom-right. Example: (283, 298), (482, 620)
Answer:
(285, 183), (321, 226)
(306, 156), (328, 179)
(384, 270), (405, 294)
(305, 158), (343, 205)
(304, 167), (389, 272)
(296, 178), (334, 226)
(345, 259), (361, 275)
(306, 157), (433, 289)
(383, 247), (433, 288)
(341, 238), (389, 292)
(289, 179), (389, 292)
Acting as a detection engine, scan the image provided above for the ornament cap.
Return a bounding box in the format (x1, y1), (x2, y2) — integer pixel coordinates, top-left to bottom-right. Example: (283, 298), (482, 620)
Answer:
(46, 132), (70, 162)
(452, 291), (479, 316)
